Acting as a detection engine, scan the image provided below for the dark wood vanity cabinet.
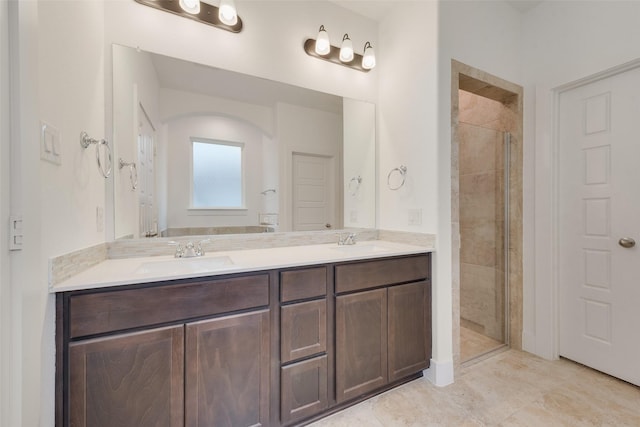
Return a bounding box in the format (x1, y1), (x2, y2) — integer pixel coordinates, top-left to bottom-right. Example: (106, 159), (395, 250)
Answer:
(335, 255), (431, 404)
(57, 273), (272, 427)
(185, 311), (271, 427)
(335, 288), (388, 402)
(68, 325), (185, 427)
(57, 253), (431, 427)
(279, 267), (330, 425)
(388, 280), (431, 381)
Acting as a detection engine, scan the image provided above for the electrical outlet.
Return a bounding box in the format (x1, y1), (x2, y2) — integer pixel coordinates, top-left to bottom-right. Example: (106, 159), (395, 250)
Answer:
(350, 210), (358, 223)
(408, 208), (422, 226)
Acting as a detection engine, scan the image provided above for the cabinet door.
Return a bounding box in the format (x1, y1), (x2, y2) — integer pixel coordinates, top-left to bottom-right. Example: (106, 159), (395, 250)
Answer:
(69, 325), (184, 427)
(388, 281), (431, 381)
(185, 311), (270, 427)
(280, 355), (328, 425)
(335, 288), (387, 403)
(281, 299), (327, 363)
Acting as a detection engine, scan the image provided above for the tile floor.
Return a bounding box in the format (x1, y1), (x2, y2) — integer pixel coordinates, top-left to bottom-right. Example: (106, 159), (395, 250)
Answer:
(308, 350), (640, 426)
(460, 326), (504, 362)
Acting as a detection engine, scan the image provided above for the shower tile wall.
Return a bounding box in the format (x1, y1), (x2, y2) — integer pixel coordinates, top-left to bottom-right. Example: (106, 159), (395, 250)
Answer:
(458, 90), (513, 343)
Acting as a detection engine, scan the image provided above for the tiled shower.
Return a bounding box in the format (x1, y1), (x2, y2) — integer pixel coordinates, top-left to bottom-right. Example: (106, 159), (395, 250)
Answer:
(458, 90), (515, 361)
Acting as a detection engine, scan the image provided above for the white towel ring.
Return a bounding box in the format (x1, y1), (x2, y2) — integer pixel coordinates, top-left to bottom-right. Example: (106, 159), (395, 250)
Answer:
(80, 131), (113, 178)
(119, 158), (138, 191)
(387, 165), (407, 190)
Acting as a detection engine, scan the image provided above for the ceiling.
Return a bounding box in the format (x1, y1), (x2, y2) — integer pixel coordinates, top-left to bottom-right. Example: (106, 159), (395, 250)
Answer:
(149, 51), (343, 114)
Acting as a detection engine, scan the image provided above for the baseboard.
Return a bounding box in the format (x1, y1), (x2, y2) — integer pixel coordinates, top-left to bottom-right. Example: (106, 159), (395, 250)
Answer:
(424, 358), (454, 387)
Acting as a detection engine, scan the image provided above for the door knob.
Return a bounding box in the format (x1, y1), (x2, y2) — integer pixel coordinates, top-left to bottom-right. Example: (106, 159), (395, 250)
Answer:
(618, 237), (636, 248)
(325, 223), (332, 229)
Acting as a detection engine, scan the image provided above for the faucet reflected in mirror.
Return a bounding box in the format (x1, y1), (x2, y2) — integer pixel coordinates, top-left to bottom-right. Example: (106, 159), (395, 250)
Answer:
(111, 44), (376, 241)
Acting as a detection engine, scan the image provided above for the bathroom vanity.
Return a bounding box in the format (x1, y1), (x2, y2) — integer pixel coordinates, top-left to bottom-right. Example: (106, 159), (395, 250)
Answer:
(54, 243), (431, 427)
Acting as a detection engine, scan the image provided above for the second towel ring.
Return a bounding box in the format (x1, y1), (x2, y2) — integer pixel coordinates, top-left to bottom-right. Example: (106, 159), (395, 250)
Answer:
(80, 131), (112, 178)
(387, 165), (407, 190)
(119, 158), (138, 191)
(348, 176), (362, 196)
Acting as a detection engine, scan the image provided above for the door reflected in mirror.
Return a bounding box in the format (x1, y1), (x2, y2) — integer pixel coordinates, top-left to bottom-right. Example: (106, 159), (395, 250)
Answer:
(112, 44), (375, 240)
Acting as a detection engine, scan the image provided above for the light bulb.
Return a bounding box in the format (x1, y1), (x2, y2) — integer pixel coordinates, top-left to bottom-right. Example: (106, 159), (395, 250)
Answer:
(362, 42), (376, 70)
(339, 34), (354, 63)
(179, 0), (200, 14)
(219, 0), (238, 25)
(315, 25), (330, 56)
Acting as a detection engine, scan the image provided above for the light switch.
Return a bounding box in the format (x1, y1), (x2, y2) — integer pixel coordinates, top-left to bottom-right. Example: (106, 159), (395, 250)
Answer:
(40, 122), (62, 165)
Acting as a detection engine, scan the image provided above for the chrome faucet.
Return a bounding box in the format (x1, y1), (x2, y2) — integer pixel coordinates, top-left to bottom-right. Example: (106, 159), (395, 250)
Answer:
(338, 233), (357, 246)
(169, 239), (210, 258)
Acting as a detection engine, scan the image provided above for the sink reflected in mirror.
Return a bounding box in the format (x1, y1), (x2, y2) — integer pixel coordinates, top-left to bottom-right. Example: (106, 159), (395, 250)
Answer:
(135, 256), (236, 275)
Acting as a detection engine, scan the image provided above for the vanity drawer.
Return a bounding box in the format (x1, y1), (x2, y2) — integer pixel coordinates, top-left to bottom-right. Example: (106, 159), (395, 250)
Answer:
(281, 299), (327, 363)
(280, 355), (328, 425)
(68, 274), (270, 338)
(335, 254), (430, 294)
(280, 267), (327, 302)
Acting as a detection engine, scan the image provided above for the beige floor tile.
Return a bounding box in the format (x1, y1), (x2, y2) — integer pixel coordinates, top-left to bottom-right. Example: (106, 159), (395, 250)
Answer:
(308, 350), (640, 427)
(460, 326), (504, 361)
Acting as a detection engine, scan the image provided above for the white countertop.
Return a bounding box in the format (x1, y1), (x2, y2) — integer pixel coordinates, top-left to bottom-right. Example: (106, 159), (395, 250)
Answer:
(51, 240), (433, 293)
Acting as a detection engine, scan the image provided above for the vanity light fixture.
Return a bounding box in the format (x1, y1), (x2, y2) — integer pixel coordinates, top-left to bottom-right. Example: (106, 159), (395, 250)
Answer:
(315, 25), (331, 55)
(179, 0), (200, 14)
(303, 26), (376, 73)
(218, 0), (238, 25)
(339, 34), (354, 62)
(134, 0), (243, 33)
(362, 42), (376, 70)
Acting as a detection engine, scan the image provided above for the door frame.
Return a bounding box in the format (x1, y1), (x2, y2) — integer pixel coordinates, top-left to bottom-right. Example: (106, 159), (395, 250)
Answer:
(0, 0), (11, 425)
(550, 58), (640, 359)
(450, 60), (524, 370)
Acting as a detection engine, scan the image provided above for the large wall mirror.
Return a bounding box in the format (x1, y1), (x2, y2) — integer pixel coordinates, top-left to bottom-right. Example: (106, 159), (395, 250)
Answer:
(112, 44), (376, 240)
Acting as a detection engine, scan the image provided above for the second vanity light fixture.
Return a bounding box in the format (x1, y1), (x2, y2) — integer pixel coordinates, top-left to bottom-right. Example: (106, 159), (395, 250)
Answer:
(134, 0), (243, 32)
(304, 25), (376, 72)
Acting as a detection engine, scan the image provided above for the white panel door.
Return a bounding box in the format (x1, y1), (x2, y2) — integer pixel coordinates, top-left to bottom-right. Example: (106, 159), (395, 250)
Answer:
(558, 66), (640, 386)
(137, 104), (156, 238)
(292, 153), (334, 231)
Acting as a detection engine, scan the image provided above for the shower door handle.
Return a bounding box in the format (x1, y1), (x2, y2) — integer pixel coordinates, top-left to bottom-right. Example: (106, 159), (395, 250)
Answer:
(618, 237), (635, 248)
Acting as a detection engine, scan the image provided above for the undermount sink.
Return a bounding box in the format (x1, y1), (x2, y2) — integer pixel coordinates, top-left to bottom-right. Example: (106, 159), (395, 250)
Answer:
(135, 256), (236, 275)
(330, 244), (390, 254)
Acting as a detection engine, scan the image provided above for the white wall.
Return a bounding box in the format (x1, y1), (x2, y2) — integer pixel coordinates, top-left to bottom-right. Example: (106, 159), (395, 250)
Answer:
(159, 88), (275, 137)
(12, 1), (106, 426)
(9, 1), (378, 426)
(277, 102), (343, 231)
(0, 0), (12, 425)
(377, 2), (439, 235)
(261, 134), (279, 223)
(521, 1), (640, 359)
(376, 0), (523, 384)
(112, 46), (161, 239)
(104, 0), (378, 103)
(437, 0), (522, 381)
(38, 0), (106, 258)
(343, 98), (376, 229)
(165, 115), (264, 228)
